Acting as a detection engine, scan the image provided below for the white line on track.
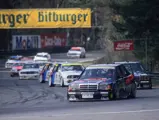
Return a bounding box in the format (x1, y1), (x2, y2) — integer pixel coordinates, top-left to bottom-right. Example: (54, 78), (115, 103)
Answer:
(1, 109), (159, 119)
(0, 71), (11, 72)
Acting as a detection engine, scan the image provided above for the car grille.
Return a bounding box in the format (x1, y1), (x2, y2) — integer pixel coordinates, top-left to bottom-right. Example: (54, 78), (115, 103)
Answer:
(79, 84), (98, 92)
(140, 76), (150, 80)
(6, 63), (13, 68)
(21, 71), (38, 74)
(68, 53), (78, 55)
(67, 75), (80, 79)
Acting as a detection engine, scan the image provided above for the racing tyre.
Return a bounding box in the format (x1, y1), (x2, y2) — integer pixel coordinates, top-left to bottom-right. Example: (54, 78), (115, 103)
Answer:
(108, 91), (116, 101)
(148, 82), (152, 89)
(49, 77), (54, 87)
(60, 77), (65, 87)
(129, 82), (137, 98)
(39, 75), (45, 83)
(10, 74), (14, 77)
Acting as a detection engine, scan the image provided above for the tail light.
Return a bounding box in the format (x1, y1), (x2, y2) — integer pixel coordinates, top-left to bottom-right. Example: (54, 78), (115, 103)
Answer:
(126, 74), (134, 84)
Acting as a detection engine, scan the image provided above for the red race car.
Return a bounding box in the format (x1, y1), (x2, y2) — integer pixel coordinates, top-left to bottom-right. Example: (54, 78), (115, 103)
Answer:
(10, 62), (24, 77)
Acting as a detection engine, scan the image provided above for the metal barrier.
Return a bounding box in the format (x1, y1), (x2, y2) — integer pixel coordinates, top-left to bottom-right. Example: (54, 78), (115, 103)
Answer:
(150, 72), (159, 79)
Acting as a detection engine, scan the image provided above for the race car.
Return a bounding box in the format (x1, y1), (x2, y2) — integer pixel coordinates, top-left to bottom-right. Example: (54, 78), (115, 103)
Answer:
(21, 57), (33, 61)
(67, 47), (86, 58)
(67, 64), (137, 102)
(33, 52), (51, 61)
(10, 62), (24, 77)
(19, 62), (40, 80)
(48, 63), (85, 87)
(35, 61), (49, 70)
(114, 61), (152, 89)
(5, 55), (23, 68)
(39, 62), (54, 83)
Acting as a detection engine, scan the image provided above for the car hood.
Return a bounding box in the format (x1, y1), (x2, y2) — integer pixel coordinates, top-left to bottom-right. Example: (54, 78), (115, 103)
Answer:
(68, 50), (81, 54)
(13, 66), (23, 70)
(34, 56), (48, 60)
(61, 71), (82, 76)
(72, 78), (113, 84)
(6, 60), (18, 63)
(133, 71), (148, 76)
(20, 68), (40, 72)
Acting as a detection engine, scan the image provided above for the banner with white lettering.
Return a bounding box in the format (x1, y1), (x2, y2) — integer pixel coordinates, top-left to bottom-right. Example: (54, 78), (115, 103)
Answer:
(12, 35), (41, 50)
(114, 40), (134, 51)
(40, 33), (67, 48)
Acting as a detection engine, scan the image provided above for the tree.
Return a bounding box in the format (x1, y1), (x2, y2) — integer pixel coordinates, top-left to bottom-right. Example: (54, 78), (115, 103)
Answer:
(110, 0), (159, 62)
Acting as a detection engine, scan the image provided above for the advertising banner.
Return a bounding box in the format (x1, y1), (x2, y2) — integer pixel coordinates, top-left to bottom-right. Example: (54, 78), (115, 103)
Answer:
(114, 40), (134, 51)
(0, 8), (91, 29)
(12, 35), (41, 50)
(40, 33), (67, 48)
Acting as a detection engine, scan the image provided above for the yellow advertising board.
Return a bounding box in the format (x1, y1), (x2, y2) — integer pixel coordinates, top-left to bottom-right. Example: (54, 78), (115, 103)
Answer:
(0, 8), (91, 29)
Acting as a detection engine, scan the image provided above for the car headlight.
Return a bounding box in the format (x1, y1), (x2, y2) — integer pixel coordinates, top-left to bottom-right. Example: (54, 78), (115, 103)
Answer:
(99, 83), (111, 90)
(12, 68), (17, 71)
(68, 84), (79, 91)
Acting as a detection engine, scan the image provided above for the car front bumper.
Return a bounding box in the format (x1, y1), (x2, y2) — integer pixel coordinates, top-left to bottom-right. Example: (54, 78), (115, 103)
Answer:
(67, 91), (109, 101)
(19, 74), (39, 79)
(67, 54), (81, 58)
(139, 80), (151, 87)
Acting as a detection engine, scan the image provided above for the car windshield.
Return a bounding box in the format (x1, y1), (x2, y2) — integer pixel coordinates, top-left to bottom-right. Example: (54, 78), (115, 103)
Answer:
(129, 63), (146, 73)
(9, 56), (21, 60)
(23, 64), (39, 69)
(13, 63), (24, 66)
(123, 64), (133, 73)
(62, 65), (83, 71)
(80, 68), (114, 80)
(70, 49), (81, 51)
(36, 55), (48, 58)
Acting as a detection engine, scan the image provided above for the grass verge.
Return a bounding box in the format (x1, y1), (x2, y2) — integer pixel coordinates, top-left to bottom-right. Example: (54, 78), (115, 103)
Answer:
(80, 56), (105, 67)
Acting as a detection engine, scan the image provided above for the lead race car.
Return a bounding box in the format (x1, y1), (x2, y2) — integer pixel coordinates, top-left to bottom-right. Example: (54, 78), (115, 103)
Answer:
(48, 63), (85, 87)
(114, 61), (152, 89)
(10, 61), (25, 77)
(67, 64), (136, 102)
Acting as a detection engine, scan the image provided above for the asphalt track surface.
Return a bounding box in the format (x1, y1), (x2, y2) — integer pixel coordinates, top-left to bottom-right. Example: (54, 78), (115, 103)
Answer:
(0, 51), (159, 120)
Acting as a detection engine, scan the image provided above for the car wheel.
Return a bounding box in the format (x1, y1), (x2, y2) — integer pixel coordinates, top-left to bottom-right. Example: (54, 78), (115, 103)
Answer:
(79, 54), (82, 58)
(60, 77), (65, 87)
(108, 91), (116, 101)
(129, 82), (137, 98)
(39, 75), (45, 83)
(49, 77), (54, 87)
(148, 82), (152, 89)
(10, 74), (14, 77)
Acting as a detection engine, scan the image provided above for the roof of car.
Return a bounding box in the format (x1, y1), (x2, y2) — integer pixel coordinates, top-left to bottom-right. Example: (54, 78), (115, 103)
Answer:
(36, 52), (48, 55)
(61, 63), (83, 66)
(87, 64), (120, 69)
(114, 61), (140, 64)
(71, 47), (82, 50)
(9, 55), (23, 59)
(24, 62), (38, 64)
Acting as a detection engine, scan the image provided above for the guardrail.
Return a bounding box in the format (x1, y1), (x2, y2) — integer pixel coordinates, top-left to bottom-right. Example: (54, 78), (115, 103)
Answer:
(150, 72), (159, 79)
(0, 46), (71, 57)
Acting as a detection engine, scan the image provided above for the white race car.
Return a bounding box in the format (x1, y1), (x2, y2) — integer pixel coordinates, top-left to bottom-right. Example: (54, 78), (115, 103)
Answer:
(33, 52), (51, 61)
(67, 47), (86, 58)
(48, 63), (85, 87)
(5, 55), (23, 68)
(19, 62), (40, 80)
